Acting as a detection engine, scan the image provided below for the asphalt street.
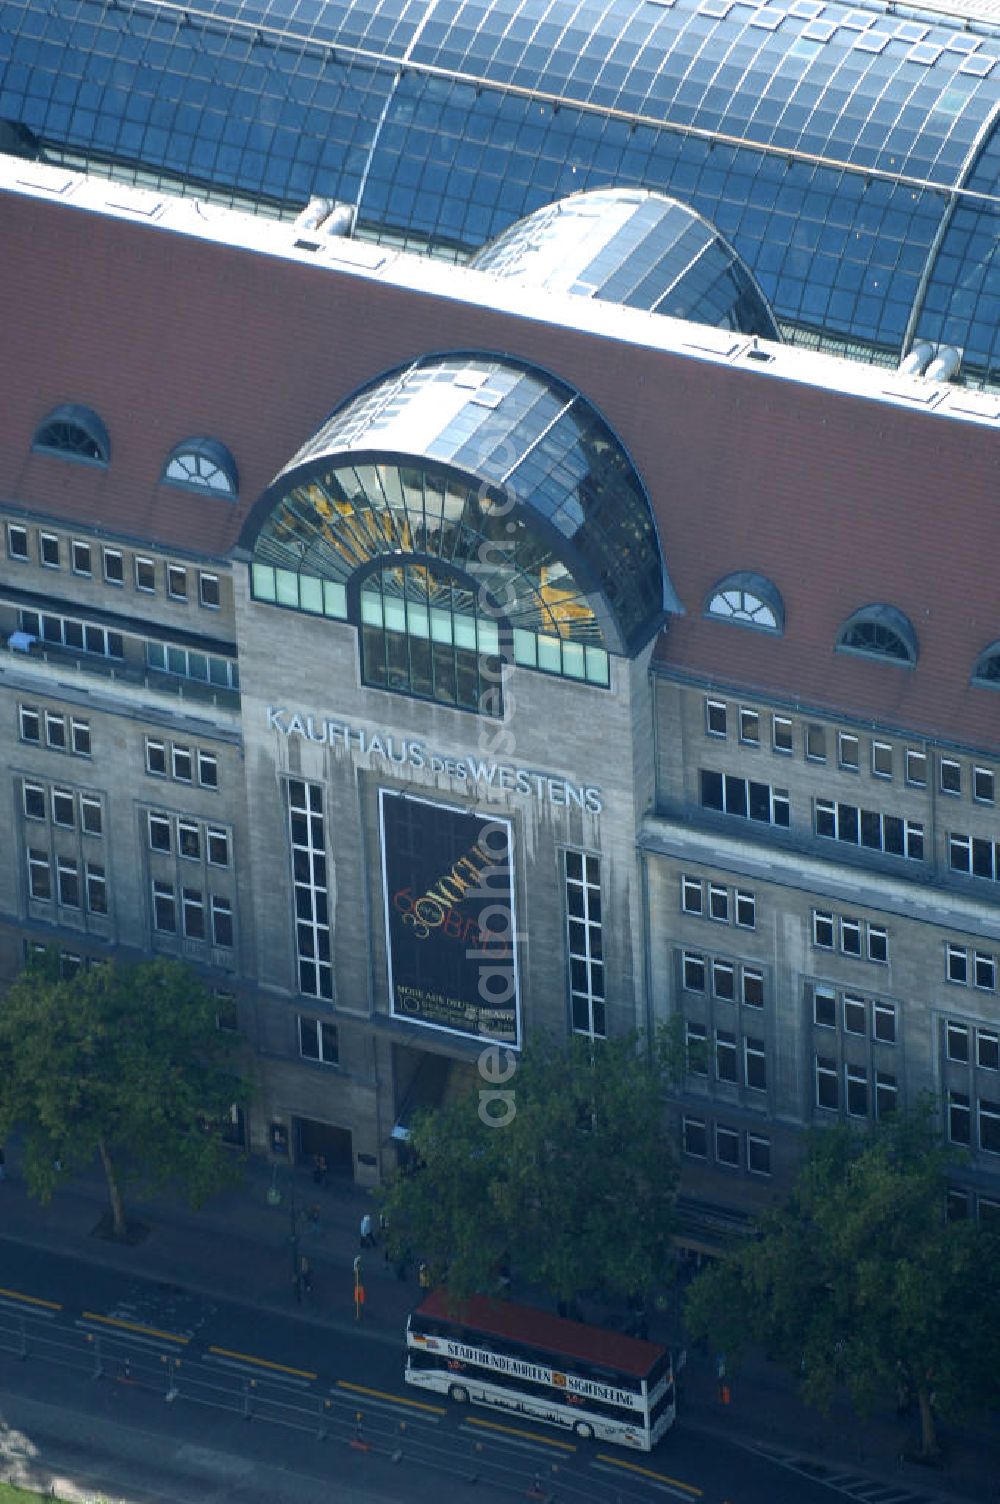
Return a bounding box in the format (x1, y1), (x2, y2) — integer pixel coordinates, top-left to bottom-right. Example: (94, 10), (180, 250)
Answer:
(0, 1239), (947, 1504)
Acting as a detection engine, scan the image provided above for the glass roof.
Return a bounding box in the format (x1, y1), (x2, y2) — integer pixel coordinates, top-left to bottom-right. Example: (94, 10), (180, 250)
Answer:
(1, 0), (998, 384)
(242, 356), (677, 655)
(470, 187), (781, 337)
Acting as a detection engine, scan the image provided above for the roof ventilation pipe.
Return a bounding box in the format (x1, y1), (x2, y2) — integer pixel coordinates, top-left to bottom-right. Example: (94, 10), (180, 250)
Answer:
(293, 197), (335, 234)
(898, 341), (934, 376)
(318, 203), (355, 238)
(925, 345), (962, 383)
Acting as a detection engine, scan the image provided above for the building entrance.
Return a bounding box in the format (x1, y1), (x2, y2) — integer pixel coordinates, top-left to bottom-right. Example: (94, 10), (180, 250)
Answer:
(292, 1116), (353, 1177)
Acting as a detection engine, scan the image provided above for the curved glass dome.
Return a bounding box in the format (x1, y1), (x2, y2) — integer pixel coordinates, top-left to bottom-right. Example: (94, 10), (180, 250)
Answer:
(470, 189), (780, 340)
(2, 0), (998, 385)
(242, 355), (676, 657)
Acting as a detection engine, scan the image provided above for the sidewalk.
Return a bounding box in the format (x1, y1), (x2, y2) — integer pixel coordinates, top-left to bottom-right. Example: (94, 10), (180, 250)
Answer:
(1, 1148), (997, 1503)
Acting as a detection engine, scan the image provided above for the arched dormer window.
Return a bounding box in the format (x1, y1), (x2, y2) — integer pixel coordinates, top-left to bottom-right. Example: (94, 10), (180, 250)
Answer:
(837, 605), (917, 666)
(705, 572), (784, 634)
(163, 438), (238, 497)
(32, 404), (109, 466)
(972, 641), (1000, 688)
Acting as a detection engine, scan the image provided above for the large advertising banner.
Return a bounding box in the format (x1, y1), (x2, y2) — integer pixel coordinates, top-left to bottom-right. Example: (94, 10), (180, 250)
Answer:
(379, 790), (521, 1047)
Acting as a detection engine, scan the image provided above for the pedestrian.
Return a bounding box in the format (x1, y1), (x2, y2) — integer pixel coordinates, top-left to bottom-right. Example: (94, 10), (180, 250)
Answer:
(418, 1260), (431, 1290)
(360, 1211), (374, 1248)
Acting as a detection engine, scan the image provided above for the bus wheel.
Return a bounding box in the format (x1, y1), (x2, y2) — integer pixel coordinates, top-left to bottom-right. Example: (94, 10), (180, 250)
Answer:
(449, 1385), (470, 1405)
(573, 1421), (594, 1440)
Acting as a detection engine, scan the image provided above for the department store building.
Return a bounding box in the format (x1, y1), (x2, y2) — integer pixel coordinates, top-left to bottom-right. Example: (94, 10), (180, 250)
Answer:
(2, 0), (1000, 1237)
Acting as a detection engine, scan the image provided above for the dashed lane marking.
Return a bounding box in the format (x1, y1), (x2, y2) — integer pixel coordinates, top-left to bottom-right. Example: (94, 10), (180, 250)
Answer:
(206, 1345), (315, 1380)
(82, 1311), (188, 1344)
(464, 1415), (576, 1451)
(0, 1287), (62, 1313)
(595, 1453), (703, 1496)
(335, 1379), (446, 1414)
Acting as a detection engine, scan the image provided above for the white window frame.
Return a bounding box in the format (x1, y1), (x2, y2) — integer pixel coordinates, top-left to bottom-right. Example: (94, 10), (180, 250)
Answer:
(146, 738), (167, 776)
(7, 522), (29, 561)
(867, 926), (888, 963)
(39, 531), (60, 569)
(211, 894), (234, 948)
(816, 1055), (839, 1110)
(134, 555), (156, 593)
(199, 571), (221, 610)
(171, 744), (193, 783)
(974, 952), (996, 991)
(840, 917), (862, 956)
(871, 741), (892, 779)
(905, 749), (927, 787)
(940, 758), (962, 796)
(738, 708), (759, 745)
(714, 1124), (741, 1167)
(814, 986), (837, 1028)
(772, 715), (793, 754)
(973, 767), (995, 805)
(746, 1132), (771, 1175)
(735, 889), (755, 928)
(167, 564), (188, 601)
(103, 547), (124, 586)
(845, 1063), (869, 1118)
(838, 732), (860, 770)
(742, 966), (764, 1008)
(813, 910), (835, 948)
(681, 875), (703, 915)
(705, 699), (728, 738)
(708, 883), (729, 922)
(298, 1014), (339, 1066)
(207, 827), (230, 868)
(70, 717), (91, 756)
(80, 795), (102, 837)
(197, 750), (219, 789)
(843, 994), (867, 1035)
(71, 539), (92, 576)
(946, 1021), (970, 1063)
(152, 879), (177, 933)
(19, 705), (40, 743)
(805, 723), (826, 762)
(873, 1001), (896, 1044)
(744, 1036), (767, 1091)
(682, 1116), (707, 1159)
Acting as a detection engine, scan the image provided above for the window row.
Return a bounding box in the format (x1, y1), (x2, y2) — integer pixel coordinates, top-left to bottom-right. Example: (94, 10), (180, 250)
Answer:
(946, 1189), (1000, 1227)
(945, 1020), (1000, 1072)
(948, 833), (1000, 884)
(700, 769), (789, 827)
(5, 523), (223, 607)
(812, 910), (888, 963)
(145, 737), (219, 789)
(18, 704), (91, 757)
(151, 881), (233, 946)
(145, 640), (240, 691)
(298, 1015), (340, 1066)
(813, 986), (897, 1043)
(946, 944), (998, 991)
(947, 1092), (1000, 1155)
(681, 951), (765, 1008)
(288, 779), (332, 1002)
(24, 940), (92, 979)
(685, 1023), (768, 1091)
(815, 1057), (898, 1118)
(18, 608), (123, 661)
(566, 851), (605, 1039)
(815, 799), (924, 860)
(682, 1115), (772, 1175)
(706, 700), (792, 753)
(147, 811), (230, 867)
(22, 780), (103, 837)
(26, 408), (238, 497)
(26, 849), (107, 913)
(681, 875), (755, 929)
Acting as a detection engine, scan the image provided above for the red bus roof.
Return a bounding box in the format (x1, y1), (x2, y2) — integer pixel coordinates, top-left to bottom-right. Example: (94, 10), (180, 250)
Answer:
(413, 1289), (667, 1380)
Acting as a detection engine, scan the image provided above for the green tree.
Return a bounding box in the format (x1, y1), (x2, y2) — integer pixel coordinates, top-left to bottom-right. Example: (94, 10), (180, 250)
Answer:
(684, 1109), (1000, 1457)
(0, 953), (251, 1239)
(381, 1029), (680, 1308)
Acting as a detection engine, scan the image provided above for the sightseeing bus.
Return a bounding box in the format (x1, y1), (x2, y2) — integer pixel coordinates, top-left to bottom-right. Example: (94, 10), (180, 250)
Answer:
(404, 1289), (676, 1451)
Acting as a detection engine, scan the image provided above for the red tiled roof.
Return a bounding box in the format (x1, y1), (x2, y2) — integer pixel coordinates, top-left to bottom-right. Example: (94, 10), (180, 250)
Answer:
(2, 190), (998, 750)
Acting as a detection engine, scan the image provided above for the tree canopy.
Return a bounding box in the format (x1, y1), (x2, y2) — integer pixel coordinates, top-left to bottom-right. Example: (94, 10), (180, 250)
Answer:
(0, 953), (251, 1238)
(684, 1109), (1000, 1455)
(380, 1029), (681, 1308)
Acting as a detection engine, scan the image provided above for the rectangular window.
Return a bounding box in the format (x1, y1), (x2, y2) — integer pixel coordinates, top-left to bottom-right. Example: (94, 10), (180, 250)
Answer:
(905, 749), (927, 787)
(715, 1029), (738, 1082)
(167, 565), (188, 601)
(940, 758), (962, 796)
(207, 828), (230, 868)
(841, 918), (862, 956)
(868, 926), (888, 964)
(177, 820), (201, 861)
(288, 780), (333, 1004)
(70, 718), (91, 757)
(806, 723), (826, 761)
(973, 767), (995, 805)
(682, 876), (703, 915)
(686, 1021), (708, 1076)
(947, 1021), (970, 1063)
(39, 532), (60, 569)
(146, 738), (167, 777)
(211, 895), (234, 948)
(715, 1124), (740, 1166)
(839, 733), (860, 770)
(199, 572), (221, 609)
(905, 822), (924, 861)
(705, 699), (727, 737)
(947, 1189), (970, 1222)
(772, 715), (793, 754)
(135, 556), (156, 593)
(747, 1132), (771, 1175)
(815, 912), (836, 950)
(712, 960), (735, 1001)
(843, 994), (867, 1035)
(152, 880), (176, 933)
(816, 1055), (839, 1110)
(846, 1063), (869, 1117)
(148, 812), (171, 853)
(55, 856), (79, 907)
(27, 848), (51, 900)
(215, 991), (239, 1032)
(949, 1091), (971, 1144)
(739, 708), (759, 745)
(708, 884), (729, 922)
(23, 781), (46, 820)
(735, 890), (755, 928)
(182, 887), (205, 939)
(950, 834), (971, 873)
(86, 862), (107, 915)
(875, 1071), (898, 1119)
(704, 771), (787, 825)
(299, 1015), (339, 1065)
(80, 795), (102, 836)
(745, 1036), (767, 1091)
(814, 986), (836, 1028)
(683, 1117), (707, 1158)
(19, 705), (40, 743)
(975, 952), (996, 991)
(873, 1001), (896, 1044)
(45, 712), (66, 750)
(7, 523), (29, 560)
(979, 1100), (1000, 1155)
(103, 547), (124, 585)
(71, 540), (92, 576)
(742, 967), (764, 1008)
(172, 744), (193, 783)
(978, 1030), (1000, 1072)
(871, 741), (893, 778)
(683, 951), (706, 991)
(198, 751), (219, 789)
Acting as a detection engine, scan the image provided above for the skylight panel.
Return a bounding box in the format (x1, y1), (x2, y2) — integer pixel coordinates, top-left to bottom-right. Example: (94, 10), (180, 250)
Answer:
(944, 34), (980, 53)
(908, 41), (942, 64)
(854, 30), (891, 54)
(894, 22), (928, 43)
(749, 7), (785, 30)
(789, 0), (824, 16)
(698, 0), (734, 16)
(803, 18), (836, 41)
(959, 53), (996, 77)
